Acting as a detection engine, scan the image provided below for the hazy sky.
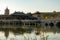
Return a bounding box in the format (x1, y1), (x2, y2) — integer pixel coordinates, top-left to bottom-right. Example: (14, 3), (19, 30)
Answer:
(0, 0), (60, 14)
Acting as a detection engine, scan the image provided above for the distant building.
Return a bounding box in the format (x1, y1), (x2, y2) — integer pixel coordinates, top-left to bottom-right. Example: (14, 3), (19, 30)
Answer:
(32, 11), (42, 20)
(32, 11), (41, 17)
(4, 7), (9, 15)
(11, 11), (35, 20)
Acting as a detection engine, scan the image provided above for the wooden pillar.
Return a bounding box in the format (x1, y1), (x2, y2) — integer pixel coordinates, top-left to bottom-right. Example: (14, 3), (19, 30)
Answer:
(13, 21), (14, 26)
(24, 22), (25, 26)
(35, 22), (36, 27)
(8, 21), (10, 27)
(29, 22), (30, 27)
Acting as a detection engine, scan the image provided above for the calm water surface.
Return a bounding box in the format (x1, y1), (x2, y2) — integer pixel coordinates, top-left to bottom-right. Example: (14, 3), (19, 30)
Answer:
(0, 25), (60, 40)
(0, 31), (60, 40)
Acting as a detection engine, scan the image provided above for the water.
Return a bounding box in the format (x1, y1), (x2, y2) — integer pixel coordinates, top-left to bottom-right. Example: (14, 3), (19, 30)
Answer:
(0, 31), (60, 40)
(0, 25), (60, 40)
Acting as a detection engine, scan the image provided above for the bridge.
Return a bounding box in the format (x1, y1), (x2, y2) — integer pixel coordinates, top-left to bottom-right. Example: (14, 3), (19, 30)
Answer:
(40, 18), (60, 28)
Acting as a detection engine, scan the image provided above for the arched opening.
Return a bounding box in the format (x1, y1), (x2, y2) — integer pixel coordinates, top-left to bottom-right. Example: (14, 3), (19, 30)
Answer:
(49, 23), (54, 27)
(45, 23), (48, 26)
(56, 22), (60, 28)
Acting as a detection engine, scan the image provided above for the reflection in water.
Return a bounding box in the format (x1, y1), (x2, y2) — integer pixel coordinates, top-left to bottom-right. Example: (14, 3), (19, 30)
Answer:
(0, 24), (60, 40)
(0, 31), (60, 40)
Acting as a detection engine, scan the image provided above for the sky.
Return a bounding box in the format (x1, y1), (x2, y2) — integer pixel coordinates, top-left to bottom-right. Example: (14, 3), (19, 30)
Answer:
(0, 0), (60, 14)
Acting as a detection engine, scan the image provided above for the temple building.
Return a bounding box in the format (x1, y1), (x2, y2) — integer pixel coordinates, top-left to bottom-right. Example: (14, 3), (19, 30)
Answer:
(4, 7), (9, 15)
